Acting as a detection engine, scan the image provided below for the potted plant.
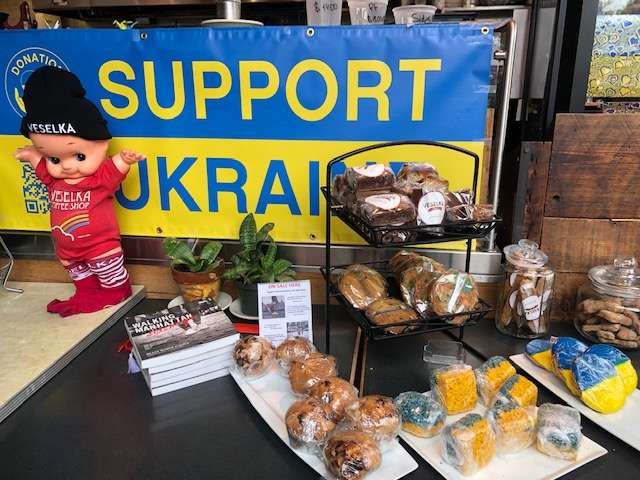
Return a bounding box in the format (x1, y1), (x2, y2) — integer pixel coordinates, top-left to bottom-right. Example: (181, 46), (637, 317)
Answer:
(222, 213), (296, 316)
(163, 237), (225, 302)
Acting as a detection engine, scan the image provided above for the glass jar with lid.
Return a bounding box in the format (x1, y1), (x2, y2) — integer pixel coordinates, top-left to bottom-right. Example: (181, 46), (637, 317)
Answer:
(495, 239), (555, 338)
(575, 256), (640, 350)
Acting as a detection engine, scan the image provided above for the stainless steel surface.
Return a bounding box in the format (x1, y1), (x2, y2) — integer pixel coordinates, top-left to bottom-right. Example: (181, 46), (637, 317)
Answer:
(529, 6), (555, 99)
(488, 19), (517, 251)
(216, 0), (241, 19)
(2, 233), (503, 276)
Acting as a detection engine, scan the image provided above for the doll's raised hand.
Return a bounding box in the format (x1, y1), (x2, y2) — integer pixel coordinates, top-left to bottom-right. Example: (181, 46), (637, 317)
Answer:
(112, 149), (145, 174)
(14, 145), (41, 168)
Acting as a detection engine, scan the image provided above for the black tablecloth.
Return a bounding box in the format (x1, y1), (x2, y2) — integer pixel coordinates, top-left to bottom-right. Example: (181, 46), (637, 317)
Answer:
(0, 300), (639, 479)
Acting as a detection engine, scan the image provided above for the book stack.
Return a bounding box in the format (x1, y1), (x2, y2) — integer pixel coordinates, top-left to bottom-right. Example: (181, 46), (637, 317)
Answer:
(125, 299), (239, 396)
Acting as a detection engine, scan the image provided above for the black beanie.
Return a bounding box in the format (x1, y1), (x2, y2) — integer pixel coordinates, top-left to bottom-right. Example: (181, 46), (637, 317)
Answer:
(20, 66), (111, 140)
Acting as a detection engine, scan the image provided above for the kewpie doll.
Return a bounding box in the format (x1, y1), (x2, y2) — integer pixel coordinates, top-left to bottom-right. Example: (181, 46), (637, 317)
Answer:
(14, 66), (144, 317)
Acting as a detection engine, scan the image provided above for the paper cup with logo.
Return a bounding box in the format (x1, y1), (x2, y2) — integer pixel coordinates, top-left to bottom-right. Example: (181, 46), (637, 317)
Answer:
(348, 0), (388, 25)
(392, 5), (436, 24)
(306, 0), (342, 25)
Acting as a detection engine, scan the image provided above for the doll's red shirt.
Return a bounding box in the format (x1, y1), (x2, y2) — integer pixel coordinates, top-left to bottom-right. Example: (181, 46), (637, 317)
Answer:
(35, 157), (126, 262)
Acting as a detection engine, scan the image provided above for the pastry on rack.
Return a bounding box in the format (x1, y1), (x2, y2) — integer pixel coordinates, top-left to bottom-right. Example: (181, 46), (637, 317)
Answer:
(394, 391), (446, 438)
(536, 403), (582, 461)
(572, 353), (626, 413)
(475, 356), (517, 406)
(289, 352), (338, 395)
(337, 264), (387, 310)
(358, 193), (416, 227)
(345, 164), (395, 191)
(486, 402), (536, 455)
(365, 298), (418, 335)
(323, 430), (381, 480)
(431, 269), (479, 324)
(308, 377), (359, 422)
(393, 179), (424, 207)
(276, 336), (316, 371)
(431, 364), (478, 415)
(399, 258), (445, 313)
(344, 394), (402, 444)
(493, 374), (538, 408)
(232, 336), (275, 379)
(441, 413), (496, 476)
(397, 162), (438, 183)
(285, 396), (337, 452)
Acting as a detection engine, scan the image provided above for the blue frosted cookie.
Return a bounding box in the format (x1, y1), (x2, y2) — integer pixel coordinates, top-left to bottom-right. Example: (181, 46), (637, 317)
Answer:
(525, 339), (553, 372)
(395, 391), (446, 438)
(551, 337), (587, 396)
(586, 344), (638, 396)
(572, 353), (626, 414)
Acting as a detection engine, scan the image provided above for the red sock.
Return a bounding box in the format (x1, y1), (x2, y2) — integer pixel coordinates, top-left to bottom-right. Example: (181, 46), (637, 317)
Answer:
(47, 262), (100, 314)
(56, 253), (132, 317)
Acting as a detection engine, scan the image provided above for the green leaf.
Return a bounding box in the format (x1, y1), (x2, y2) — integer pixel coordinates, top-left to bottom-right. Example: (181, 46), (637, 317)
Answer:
(239, 214), (257, 250)
(272, 259), (292, 276)
(222, 264), (250, 280)
(200, 241), (223, 266)
(189, 258), (208, 272)
(163, 238), (197, 267)
(256, 222), (274, 243)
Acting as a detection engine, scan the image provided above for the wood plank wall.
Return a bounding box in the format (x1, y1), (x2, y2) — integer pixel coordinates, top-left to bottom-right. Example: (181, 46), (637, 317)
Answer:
(523, 113), (640, 322)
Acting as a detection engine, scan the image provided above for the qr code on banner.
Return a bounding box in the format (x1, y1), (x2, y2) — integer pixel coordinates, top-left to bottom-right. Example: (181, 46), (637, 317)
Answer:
(21, 163), (49, 214)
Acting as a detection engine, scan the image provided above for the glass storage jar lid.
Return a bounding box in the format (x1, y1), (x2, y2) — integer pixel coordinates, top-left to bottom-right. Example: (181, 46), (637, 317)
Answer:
(589, 256), (640, 298)
(503, 239), (548, 269)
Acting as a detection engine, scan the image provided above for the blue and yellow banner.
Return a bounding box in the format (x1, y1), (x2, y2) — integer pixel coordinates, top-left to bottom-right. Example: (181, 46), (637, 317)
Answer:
(0, 25), (493, 244)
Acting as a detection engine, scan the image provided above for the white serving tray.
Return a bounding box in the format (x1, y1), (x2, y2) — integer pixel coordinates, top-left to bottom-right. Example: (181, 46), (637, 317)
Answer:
(400, 400), (607, 480)
(512, 353), (640, 452)
(230, 368), (418, 480)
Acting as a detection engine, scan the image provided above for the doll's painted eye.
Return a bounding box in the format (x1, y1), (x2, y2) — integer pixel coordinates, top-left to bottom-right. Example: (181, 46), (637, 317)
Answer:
(75, 153), (86, 161)
(47, 157), (60, 165)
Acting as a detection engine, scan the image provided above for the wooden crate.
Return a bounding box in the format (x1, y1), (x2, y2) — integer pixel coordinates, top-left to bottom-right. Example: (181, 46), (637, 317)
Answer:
(522, 113), (640, 322)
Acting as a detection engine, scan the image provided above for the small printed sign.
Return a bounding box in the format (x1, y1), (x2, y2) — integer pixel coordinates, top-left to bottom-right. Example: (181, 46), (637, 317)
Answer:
(258, 280), (312, 346)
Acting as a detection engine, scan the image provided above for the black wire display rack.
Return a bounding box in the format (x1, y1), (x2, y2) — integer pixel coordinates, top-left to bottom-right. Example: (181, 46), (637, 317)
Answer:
(323, 140), (501, 354)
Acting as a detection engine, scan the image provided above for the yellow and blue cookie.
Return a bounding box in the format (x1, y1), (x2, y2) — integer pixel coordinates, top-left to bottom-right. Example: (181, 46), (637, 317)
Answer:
(551, 337), (587, 396)
(395, 391), (446, 438)
(586, 344), (637, 396)
(525, 339), (553, 372)
(572, 353), (626, 414)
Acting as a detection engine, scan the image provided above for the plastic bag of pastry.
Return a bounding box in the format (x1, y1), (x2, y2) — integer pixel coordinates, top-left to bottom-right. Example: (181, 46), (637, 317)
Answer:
(441, 413), (496, 476)
(359, 193), (416, 227)
(572, 353), (626, 413)
(492, 374), (538, 408)
(586, 344), (638, 395)
(536, 403), (582, 461)
(389, 250), (423, 277)
(323, 430), (381, 480)
(344, 394), (402, 447)
(400, 264), (443, 314)
(393, 179), (423, 207)
(446, 204), (475, 222)
(331, 174), (350, 205)
(308, 377), (358, 422)
(285, 396), (336, 453)
(431, 269), (479, 324)
(337, 264), (387, 310)
(525, 338), (554, 372)
(289, 351), (337, 395)
(365, 298), (418, 335)
(345, 164), (395, 191)
(275, 336), (316, 373)
(472, 204), (495, 221)
(232, 336), (275, 379)
(551, 337), (588, 396)
(397, 162), (438, 183)
(430, 364), (478, 415)
(475, 356), (517, 406)
(487, 402), (536, 455)
(446, 189), (474, 208)
(394, 391), (446, 438)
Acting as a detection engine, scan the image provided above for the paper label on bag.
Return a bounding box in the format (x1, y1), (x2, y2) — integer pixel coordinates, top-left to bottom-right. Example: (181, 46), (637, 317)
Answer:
(522, 295), (542, 321)
(417, 191), (446, 225)
(365, 194), (400, 210)
(354, 164), (385, 177)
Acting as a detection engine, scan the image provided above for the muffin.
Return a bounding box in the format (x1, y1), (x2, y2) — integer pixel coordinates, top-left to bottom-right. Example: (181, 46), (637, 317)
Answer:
(323, 430), (381, 480)
(345, 395), (401, 443)
(308, 377), (358, 422)
(276, 336), (316, 371)
(289, 352), (338, 395)
(285, 396), (336, 452)
(395, 391), (446, 438)
(232, 336), (275, 379)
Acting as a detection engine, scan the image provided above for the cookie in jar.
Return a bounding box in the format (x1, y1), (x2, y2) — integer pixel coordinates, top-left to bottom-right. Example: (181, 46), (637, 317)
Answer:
(496, 240), (554, 338)
(575, 256), (640, 349)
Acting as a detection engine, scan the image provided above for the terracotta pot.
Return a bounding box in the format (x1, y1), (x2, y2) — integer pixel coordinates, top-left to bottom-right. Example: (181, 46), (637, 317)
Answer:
(236, 280), (258, 317)
(171, 260), (225, 302)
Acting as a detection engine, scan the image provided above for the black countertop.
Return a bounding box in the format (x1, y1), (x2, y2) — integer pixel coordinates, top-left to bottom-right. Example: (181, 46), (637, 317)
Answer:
(1, 300), (639, 479)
